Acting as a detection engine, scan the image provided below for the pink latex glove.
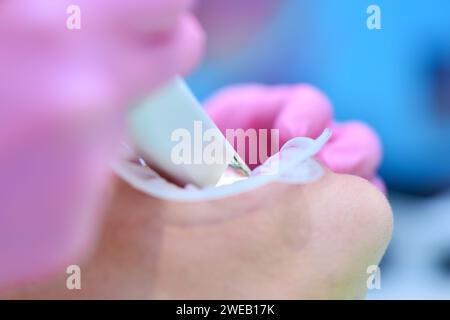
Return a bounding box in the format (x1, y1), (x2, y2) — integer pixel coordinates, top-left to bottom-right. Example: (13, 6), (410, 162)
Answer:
(205, 84), (384, 191)
(194, 0), (279, 59)
(0, 0), (204, 291)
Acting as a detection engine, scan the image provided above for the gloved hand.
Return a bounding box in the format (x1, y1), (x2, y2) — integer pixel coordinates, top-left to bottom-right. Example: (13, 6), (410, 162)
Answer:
(0, 0), (204, 291)
(204, 84), (385, 191)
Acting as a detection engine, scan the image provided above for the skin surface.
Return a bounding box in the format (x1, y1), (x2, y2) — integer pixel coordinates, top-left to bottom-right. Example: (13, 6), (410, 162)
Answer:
(3, 169), (393, 299)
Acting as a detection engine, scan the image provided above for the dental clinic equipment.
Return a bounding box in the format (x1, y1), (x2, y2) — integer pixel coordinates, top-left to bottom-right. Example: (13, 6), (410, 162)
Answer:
(121, 77), (331, 201)
(127, 77), (251, 188)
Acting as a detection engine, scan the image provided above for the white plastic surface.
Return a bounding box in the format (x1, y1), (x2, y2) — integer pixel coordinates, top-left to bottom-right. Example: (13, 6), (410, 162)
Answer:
(128, 77), (248, 188)
(113, 129), (331, 202)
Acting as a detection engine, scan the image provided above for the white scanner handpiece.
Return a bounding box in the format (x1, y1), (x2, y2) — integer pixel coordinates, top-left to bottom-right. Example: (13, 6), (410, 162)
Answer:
(128, 77), (250, 188)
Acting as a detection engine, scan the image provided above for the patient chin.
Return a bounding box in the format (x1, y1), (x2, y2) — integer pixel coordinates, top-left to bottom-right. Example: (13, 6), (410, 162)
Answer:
(318, 172), (393, 259)
(2, 172), (393, 300)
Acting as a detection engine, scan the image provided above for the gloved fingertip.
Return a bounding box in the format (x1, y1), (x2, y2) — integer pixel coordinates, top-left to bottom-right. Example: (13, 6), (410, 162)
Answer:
(176, 13), (205, 76)
(318, 121), (382, 177)
(370, 176), (387, 194)
(275, 84), (333, 144)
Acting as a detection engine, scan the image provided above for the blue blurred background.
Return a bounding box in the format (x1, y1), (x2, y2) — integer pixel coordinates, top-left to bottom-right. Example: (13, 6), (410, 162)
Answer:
(188, 0), (450, 298)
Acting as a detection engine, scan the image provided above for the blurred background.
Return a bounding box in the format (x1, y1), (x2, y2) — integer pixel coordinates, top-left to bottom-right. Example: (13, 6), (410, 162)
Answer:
(188, 0), (450, 299)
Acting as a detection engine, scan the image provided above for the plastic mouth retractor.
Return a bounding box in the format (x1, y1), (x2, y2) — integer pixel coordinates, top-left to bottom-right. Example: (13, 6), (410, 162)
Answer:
(113, 129), (331, 202)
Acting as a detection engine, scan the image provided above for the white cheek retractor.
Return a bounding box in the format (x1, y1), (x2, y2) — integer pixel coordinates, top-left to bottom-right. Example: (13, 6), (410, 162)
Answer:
(114, 129), (331, 201)
(117, 77), (331, 201)
(127, 77), (251, 188)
